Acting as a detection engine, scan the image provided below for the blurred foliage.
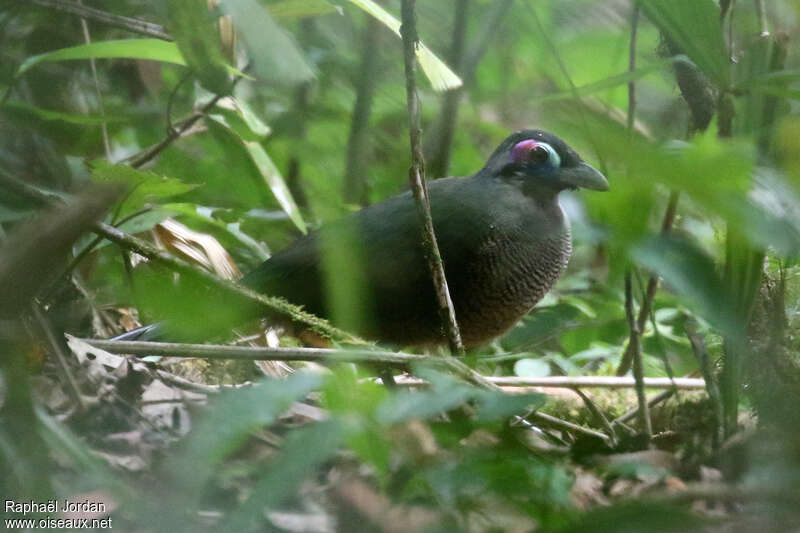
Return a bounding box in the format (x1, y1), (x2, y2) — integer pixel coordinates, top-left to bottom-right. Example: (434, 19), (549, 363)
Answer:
(2, 0), (800, 531)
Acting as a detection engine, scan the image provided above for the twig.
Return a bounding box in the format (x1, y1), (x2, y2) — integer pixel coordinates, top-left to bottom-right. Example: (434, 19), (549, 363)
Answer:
(400, 0), (465, 355)
(343, 13), (381, 205)
(27, 0), (171, 40)
(625, 274), (652, 438)
(685, 321), (723, 449)
(527, 411), (611, 442)
(612, 388), (674, 425)
(32, 304), (86, 411)
(574, 389), (617, 445)
(81, 338), (428, 366)
(615, 191), (679, 375)
(127, 73), (246, 169)
(394, 375), (705, 389)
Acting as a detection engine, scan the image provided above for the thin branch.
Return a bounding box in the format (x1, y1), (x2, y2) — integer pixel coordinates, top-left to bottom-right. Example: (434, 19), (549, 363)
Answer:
(431, 376), (705, 389)
(81, 339), (427, 365)
(625, 273), (652, 438)
(400, 0), (464, 355)
(528, 411), (611, 442)
(32, 304), (86, 411)
(79, 339), (709, 389)
(612, 388), (674, 425)
(27, 0), (171, 40)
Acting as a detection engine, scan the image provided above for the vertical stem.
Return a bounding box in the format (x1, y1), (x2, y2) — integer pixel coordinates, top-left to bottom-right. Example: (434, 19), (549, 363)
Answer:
(625, 273), (652, 438)
(754, 0), (768, 37)
(428, 0), (470, 179)
(343, 14), (382, 205)
(625, 4), (650, 440)
(400, 0), (465, 355)
(77, 0), (111, 159)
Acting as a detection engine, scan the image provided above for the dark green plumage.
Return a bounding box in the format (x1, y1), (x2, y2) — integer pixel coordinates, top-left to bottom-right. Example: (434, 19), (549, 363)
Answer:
(241, 129), (607, 347)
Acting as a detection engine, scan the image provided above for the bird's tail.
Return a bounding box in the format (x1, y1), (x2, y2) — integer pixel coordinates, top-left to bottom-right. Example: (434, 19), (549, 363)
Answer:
(110, 323), (164, 341)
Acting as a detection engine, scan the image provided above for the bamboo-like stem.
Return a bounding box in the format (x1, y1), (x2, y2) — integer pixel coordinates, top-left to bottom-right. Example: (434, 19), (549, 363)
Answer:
(400, 0), (465, 355)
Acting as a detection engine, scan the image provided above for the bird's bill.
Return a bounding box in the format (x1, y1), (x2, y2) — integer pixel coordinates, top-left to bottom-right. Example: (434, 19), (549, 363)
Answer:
(560, 162), (609, 191)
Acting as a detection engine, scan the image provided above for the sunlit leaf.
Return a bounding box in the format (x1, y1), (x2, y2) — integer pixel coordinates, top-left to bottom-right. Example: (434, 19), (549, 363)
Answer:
(345, 0), (462, 91)
(206, 117), (307, 233)
(17, 39), (185, 77)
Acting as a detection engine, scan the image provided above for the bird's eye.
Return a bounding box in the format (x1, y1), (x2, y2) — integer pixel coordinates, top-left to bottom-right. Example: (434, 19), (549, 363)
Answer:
(510, 140), (561, 168)
(530, 145), (549, 164)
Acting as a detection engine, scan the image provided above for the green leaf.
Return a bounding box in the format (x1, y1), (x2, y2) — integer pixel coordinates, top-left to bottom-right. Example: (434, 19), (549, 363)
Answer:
(165, 0), (232, 94)
(472, 390), (545, 422)
(208, 96), (271, 141)
(228, 420), (343, 531)
(538, 57), (682, 103)
(269, 0), (342, 18)
(243, 141), (307, 234)
(633, 235), (742, 340)
(1, 101), (130, 125)
(637, 0), (730, 88)
(166, 372), (323, 490)
(376, 370), (473, 425)
(345, 0), (462, 91)
(90, 160), (197, 218)
(15, 39), (247, 79)
(553, 501), (706, 533)
(219, 0), (314, 85)
(16, 39), (186, 78)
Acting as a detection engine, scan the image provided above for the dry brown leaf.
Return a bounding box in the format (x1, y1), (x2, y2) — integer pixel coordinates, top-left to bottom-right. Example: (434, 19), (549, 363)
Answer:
(153, 218), (240, 280)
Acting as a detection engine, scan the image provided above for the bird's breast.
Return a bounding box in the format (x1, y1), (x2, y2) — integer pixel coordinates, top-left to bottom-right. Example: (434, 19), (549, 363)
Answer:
(452, 213), (572, 347)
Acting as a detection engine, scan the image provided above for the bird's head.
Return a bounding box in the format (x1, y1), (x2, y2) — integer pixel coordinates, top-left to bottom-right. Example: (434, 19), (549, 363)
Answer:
(482, 130), (608, 193)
